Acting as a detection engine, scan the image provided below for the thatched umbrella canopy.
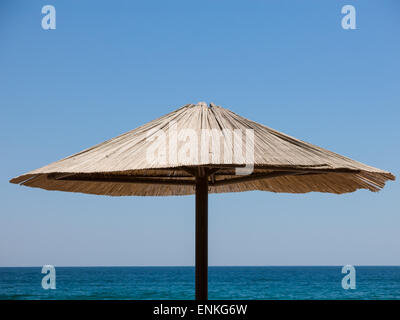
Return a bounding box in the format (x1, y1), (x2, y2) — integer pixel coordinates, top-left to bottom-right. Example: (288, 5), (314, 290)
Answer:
(10, 102), (395, 299)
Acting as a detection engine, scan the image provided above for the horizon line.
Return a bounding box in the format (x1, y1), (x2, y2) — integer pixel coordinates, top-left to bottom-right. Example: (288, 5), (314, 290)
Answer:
(1, 265), (400, 268)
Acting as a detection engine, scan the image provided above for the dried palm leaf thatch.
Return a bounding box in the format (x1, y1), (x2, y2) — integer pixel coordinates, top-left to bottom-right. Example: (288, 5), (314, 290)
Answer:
(10, 102), (395, 196)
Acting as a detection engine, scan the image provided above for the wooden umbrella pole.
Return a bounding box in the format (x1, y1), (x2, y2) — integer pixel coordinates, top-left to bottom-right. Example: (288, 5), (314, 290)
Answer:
(195, 169), (208, 300)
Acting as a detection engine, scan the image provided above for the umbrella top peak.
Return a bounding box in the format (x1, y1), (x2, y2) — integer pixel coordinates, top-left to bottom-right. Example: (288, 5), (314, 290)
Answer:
(194, 101), (208, 108)
(184, 102), (218, 109)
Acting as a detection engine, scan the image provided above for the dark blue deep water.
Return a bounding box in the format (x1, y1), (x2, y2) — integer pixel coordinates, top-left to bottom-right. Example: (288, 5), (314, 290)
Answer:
(0, 267), (399, 300)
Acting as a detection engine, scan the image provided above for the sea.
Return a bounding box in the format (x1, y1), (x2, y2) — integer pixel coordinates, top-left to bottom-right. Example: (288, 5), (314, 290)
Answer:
(0, 266), (399, 300)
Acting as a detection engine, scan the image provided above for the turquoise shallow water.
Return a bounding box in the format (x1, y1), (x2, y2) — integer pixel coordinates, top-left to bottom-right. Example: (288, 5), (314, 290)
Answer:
(0, 266), (399, 300)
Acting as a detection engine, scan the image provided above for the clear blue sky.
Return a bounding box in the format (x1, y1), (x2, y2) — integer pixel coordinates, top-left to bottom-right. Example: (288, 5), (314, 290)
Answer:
(0, 0), (398, 266)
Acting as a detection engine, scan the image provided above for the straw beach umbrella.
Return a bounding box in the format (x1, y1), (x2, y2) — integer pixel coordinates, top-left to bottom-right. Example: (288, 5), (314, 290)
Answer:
(10, 102), (395, 300)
